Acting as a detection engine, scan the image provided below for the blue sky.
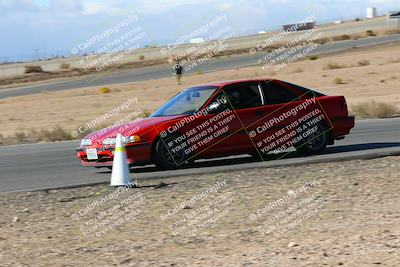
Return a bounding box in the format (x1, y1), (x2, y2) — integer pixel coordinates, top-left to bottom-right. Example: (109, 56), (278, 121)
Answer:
(0, 0), (399, 61)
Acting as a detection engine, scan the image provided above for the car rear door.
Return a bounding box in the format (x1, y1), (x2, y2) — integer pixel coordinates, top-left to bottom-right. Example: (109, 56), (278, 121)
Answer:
(247, 80), (317, 155)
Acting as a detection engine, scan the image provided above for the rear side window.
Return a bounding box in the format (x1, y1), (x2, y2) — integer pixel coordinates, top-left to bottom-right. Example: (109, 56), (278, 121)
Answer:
(260, 81), (299, 105)
(282, 81), (325, 99)
(223, 82), (262, 110)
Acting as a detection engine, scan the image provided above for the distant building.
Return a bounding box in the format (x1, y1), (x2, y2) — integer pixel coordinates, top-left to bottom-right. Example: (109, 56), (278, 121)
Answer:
(387, 11), (400, 28)
(190, 38), (204, 44)
(366, 7), (377, 19)
(282, 22), (315, 32)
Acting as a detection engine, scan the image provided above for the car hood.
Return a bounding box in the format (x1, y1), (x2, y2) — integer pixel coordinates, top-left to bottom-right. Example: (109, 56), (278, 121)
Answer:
(84, 115), (182, 142)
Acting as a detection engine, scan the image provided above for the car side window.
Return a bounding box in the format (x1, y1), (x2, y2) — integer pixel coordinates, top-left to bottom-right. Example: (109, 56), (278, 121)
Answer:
(261, 81), (299, 105)
(222, 82), (263, 110)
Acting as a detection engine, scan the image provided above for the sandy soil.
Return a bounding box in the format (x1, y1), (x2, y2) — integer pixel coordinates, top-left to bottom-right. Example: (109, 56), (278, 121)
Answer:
(0, 42), (400, 138)
(0, 156), (399, 266)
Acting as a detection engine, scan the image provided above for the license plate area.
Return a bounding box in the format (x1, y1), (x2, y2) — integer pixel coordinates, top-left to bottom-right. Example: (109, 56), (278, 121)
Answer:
(86, 148), (98, 160)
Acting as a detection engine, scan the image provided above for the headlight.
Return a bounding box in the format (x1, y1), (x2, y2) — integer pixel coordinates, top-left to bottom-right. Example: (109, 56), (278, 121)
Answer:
(102, 135), (141, 146)
(80, 139), (92, 147)
(123, 135), (141, 144)
(102, 138), (116, 146)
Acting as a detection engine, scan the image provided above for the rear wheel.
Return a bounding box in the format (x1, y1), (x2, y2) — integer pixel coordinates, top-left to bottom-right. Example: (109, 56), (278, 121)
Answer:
(296, 123), (328, 155)
(153, 135), (189, 169)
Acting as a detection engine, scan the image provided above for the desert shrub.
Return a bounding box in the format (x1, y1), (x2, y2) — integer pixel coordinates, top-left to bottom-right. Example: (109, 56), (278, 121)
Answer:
(24, 65), (44, 73)
(15, 132), (26, 142)
(351, 34), (362, 40)
(141, 110), (151, 117)
(358, 60), (370, 66)
(50, 126), (73, 141)
(365, 30), (376, 37)
(324, 63), (347, 70)
(314, 38), (329, 44)
(351, 101), (400, 118)
(99, 87), (111, 94)
(138, 55), (145, 60)
(195, 70), (202, 75)
(36, 126), (73, 142)
(332, 35), (351, 41)
(291, 68), (303, 73)
(380, 27), (400, 35)
(309, 55), (319, 60)
(333, 77), (343, 84)
(59, 63), (70, 70)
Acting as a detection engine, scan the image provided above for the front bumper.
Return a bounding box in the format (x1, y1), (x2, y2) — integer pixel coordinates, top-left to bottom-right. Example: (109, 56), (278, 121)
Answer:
(76, 142), (152, 167)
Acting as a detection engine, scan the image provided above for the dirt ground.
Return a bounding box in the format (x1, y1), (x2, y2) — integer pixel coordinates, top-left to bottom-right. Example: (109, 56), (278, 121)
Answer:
(0, 156), (399, 266)
(0, 42), (400, 138)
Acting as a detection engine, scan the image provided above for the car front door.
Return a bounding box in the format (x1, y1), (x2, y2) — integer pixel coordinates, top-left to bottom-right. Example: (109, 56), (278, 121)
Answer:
(200, 81), (265, 155)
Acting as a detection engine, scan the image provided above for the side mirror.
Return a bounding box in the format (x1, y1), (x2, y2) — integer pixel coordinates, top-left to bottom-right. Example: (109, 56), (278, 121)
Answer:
(207, 100), (227, 114)
(208, 102), (220, 111)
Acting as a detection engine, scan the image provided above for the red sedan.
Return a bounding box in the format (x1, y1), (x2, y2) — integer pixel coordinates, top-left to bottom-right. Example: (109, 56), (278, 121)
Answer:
(77, 79), (355, 169)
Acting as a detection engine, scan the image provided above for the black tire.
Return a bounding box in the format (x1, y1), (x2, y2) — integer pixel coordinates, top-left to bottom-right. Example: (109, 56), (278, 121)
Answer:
(152, 135), (189, 169)
(295, 123), (328, 155)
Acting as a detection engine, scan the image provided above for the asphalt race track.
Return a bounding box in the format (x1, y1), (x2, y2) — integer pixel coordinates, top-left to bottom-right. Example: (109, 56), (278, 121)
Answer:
(1, 34), (400, 100)
(0, 118), (399, 194)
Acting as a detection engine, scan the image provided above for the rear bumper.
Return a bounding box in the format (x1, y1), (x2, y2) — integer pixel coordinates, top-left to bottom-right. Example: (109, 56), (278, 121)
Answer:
(331, 116), (355, 139)
(76, 142), (152, 168)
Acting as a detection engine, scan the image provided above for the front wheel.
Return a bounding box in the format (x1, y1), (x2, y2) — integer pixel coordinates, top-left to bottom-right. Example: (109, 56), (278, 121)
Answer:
(295, 123), (328, 155)
(152, 136), (189, 169)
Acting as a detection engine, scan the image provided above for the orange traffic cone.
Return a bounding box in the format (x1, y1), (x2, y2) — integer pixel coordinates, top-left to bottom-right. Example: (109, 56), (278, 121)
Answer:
(110, 133), (132, 186)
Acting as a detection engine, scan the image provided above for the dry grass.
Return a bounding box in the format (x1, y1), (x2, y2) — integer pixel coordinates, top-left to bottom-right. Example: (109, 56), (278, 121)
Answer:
(365, 30), (376, 37)
(379, 27), (400, 36)
(358, 60), (370, 66)
(291, 68), (303, 73)
(333, 77), (343, 84)
(351, 34), (362, 40)
(351, 101), (400, 118)
(99, 87), (111, 94)
(324, 63), (347, 70)
(11, 126), (75, 145)
(24, 65), (44, 74)
(59, 63), (70, 70)
(331, 34), (351, 41)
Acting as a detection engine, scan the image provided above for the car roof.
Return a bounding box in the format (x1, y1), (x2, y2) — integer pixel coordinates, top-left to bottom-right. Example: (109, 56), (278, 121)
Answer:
(196, 78), (275, 87)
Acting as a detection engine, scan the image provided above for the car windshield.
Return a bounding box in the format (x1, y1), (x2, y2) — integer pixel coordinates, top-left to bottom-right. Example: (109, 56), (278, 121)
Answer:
(151, 86), (219, 117)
